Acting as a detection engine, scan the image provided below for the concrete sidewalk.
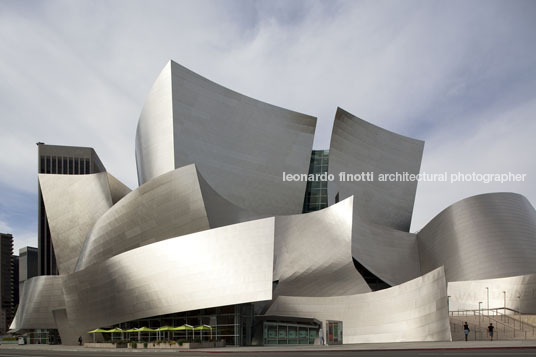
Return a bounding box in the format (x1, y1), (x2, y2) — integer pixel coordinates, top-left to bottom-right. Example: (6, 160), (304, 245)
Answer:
(1, 340), (536, 353)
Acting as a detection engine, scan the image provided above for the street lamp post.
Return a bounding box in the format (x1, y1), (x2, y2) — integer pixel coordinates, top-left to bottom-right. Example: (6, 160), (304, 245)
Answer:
(486, 287), (490, 322)
(503, 291), (506, 321)
(479, 301), (483, 328)
(518, 295), (522, 330)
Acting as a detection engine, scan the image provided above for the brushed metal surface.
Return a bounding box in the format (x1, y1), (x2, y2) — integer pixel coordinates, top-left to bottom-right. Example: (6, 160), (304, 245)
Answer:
(266, 267), (451, 343)
(76, 164), (211, 270)
(39, 173), (113, 274)
(352, 215), (421, 286)
(328, 108), (424, 231)
(65, 218), (275, 340)
(448, 273), (536, 314)
(11, 218), (275, 341)
(106, 173), (131, 204)
(135, 62), (174, 186)
(418, 192), (536, 282)
(274, 197), (371, 296)
(136, 61), (316, 216)
(9, 275), (65, 331)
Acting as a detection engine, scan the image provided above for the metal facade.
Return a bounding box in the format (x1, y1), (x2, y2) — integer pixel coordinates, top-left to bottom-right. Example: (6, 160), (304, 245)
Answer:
(267, 267), (451, 343)
(418, 192), (536, 282)
(136, 61), (316, 216)
(12, 61), (536, 347)
(328, 108), (424, 231)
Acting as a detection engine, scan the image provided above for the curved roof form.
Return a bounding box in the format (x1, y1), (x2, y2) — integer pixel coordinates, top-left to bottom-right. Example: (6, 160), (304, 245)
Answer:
(135, 60), (316, 216)
(274, 197), (371, 297)
(65, 218), (275, 341)
(418, 192), (536, 282)
(76, 164), (265, 271)
(15, 59), (536, 346)
(266, 267), (451, 343)
(75, 164), (212, 270)
(328, 108), (424, 231)
(39, 173), (115, 274)
(352, 216), (421, 286)
(9, 276), (65, 331)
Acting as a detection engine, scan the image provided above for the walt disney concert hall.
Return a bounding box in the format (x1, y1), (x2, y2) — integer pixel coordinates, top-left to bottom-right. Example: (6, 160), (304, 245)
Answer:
(11, 61), (536, 346)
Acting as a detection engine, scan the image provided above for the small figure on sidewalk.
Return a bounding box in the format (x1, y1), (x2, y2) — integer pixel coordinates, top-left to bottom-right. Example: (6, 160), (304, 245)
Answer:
(78, 336), (82, 346)
(488, 323), (494, 341)
(463, 321), (470, 341)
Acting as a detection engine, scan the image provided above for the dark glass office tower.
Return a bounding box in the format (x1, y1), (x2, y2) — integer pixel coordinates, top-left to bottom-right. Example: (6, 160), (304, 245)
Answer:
(0, 233), (14, 334)
(37, 144), (106, 275)
(302, 150), (329, 213)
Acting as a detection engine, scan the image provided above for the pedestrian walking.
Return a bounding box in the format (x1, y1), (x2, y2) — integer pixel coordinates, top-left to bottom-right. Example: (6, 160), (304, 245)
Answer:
(463, 322), (470, 341)
(488, 323), (494, 341)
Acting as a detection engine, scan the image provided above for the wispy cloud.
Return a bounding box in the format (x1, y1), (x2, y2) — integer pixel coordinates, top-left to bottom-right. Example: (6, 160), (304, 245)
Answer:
(0, 0), (534, 250)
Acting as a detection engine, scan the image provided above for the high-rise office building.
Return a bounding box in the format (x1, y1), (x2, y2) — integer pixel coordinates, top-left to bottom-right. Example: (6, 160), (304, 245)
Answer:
(18, 247), (37, 299)
(37, 144), (106, 275)
(0, 233), (14, 334)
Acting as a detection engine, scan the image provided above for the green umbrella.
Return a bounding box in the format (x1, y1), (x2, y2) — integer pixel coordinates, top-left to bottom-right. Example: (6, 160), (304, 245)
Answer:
(135, 327), (155, 341)
(171, 324), (194, 330)
(124, 328), (138, 341)
(194, 325), (212, 340)
(88, 328), (108, 343)
(171, 324), (194, 339)
(157, 326), (175, 340)
(135, 327), (156, 332)
(88, 328), (108, 333)
(106, 328), (123, 332)
(104, 328), (123, 341)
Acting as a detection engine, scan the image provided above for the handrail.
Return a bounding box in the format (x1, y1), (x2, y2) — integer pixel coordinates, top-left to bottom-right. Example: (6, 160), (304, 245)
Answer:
(495, 310), (536, 331)
(450, 307), (521, 315)
(450, 311), (535, 339)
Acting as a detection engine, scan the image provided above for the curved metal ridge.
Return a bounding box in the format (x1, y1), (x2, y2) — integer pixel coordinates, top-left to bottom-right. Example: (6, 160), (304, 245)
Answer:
(14, 218), (275, 344)
(9, 275), (64, 331)
(266, 267), (451, 343)
(274, 197), (371, 297)
(418, 192), (536, 282)
(136, 60), (316, 216)
(39, 173), (114, 274)
(328, 107), (424, 231)
(75, 164), (212, 271)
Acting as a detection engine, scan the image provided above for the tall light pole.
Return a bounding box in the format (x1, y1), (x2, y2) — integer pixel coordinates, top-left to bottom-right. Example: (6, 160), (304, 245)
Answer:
(479, 301), (483, 328)
(503, 291), (506, 319)
(485, 287), (489, 322)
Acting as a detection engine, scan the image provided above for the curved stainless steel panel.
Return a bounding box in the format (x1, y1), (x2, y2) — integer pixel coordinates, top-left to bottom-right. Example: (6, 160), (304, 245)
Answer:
(352, 216), (421, 286)
(76, 164), (211, 270)
(135, 62), (175, 185)
(328, 108), (424, 231)
(274, 197), (371, 296)
(9, 276), (65, 331)
(136, 60), (316, 216)
(197, 168), (265, 228)
(448, 273), (536, 314)
(64, 218), (275, 339)
(106, 173), (131, 204)
(266, 267), (451, 343)
(39, 173), (113, 274)
(418, 192), (536, 282)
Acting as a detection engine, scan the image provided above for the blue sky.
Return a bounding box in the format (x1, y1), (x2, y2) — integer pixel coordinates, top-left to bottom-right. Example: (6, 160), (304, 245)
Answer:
(1, 0), (535, 252)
